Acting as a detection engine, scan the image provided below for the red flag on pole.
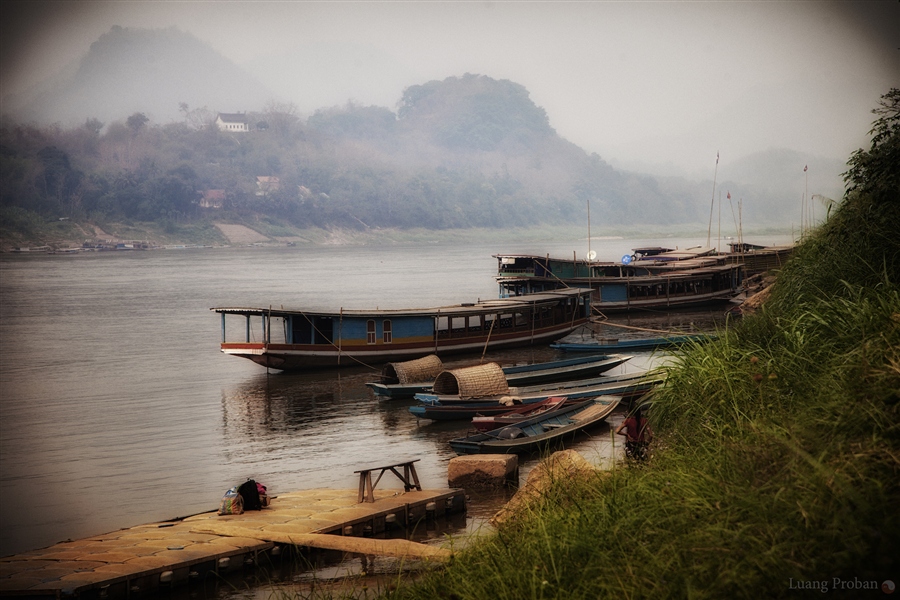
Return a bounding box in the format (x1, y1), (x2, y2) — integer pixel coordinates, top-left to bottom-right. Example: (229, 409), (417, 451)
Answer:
(803, 165), (808, 172)
(727, 191), (731, 199)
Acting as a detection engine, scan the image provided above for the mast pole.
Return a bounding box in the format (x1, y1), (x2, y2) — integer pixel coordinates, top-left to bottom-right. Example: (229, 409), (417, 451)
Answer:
(587, 199), (591, 262)
(707, 152), (719, 247)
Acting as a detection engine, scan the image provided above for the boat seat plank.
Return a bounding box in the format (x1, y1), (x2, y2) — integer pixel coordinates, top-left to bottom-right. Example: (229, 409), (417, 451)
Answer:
(572, 403), (614, 422)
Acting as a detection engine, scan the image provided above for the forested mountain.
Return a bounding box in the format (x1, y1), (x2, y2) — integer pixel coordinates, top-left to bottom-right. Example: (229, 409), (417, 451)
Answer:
(0, 26), (833, 245)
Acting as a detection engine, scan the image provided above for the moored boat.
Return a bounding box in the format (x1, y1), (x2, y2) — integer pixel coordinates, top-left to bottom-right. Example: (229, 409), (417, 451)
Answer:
(212, 288), (592, 371)
(551, 333), (715, 353)
(724, 242), (794, 277)
(495, 247), (743, 313)
(366, 354), (630, 399)
(449, 396), (622, 455)
(409, 371), (662, 421)
(471, 396), (570, 432)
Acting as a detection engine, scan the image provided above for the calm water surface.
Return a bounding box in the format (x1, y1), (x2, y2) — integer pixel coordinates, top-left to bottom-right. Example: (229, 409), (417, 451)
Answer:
(0, 237), (742, 565)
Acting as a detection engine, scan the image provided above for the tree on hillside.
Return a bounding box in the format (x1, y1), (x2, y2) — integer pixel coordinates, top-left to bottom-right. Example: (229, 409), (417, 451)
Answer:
(84, 118), (104, 134)
(178, 103), (215, 131)
(263, 101), (300, 142)
(36, 146), (83, 216)
(126, 112), (149, 134)
(844, 88), (899, 203)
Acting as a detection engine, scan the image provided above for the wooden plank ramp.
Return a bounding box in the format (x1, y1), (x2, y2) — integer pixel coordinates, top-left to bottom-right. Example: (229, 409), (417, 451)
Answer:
(189, 528), (451, 560)
(0, 488), (464, 598)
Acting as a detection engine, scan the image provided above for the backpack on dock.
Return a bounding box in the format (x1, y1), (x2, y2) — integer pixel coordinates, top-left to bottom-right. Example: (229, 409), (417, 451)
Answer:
(237, 479), (262, 511)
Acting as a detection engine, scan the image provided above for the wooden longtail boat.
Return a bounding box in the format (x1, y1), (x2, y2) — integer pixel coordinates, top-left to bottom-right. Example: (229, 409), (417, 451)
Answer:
(212, 288), (592, 371)
(471, 396), (571, 432)
(551, 334), (715, 353)
(449, 396), (621, 455)
(408, 371), (662, 421)
(366, 354), (630, 399)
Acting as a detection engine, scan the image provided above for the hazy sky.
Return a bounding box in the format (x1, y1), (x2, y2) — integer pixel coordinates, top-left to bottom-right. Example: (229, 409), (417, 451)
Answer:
(2, 1), (898, 176)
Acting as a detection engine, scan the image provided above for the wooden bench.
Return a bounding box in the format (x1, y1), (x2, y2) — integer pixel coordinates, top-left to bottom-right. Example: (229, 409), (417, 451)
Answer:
(354, 459), (422, 503)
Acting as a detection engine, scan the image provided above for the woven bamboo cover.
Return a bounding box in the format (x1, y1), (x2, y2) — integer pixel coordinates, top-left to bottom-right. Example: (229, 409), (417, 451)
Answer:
(382, 354), (444, 384)
(432, 362), (510, 399)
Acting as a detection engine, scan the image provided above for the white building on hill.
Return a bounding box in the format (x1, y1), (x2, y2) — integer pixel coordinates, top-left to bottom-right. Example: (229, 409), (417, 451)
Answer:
(215, 113), (249, 132)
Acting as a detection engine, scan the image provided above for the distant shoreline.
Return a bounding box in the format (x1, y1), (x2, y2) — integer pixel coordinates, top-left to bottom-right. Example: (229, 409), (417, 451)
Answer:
(0, 220), (797, 254)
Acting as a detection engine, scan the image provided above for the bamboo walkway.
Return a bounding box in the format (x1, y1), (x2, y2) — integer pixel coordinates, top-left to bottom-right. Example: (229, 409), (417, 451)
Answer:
(0, 488), (465, 598)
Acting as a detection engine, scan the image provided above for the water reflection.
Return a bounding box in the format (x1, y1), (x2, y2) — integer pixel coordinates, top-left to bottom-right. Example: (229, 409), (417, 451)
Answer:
(221, 369), (378, 435)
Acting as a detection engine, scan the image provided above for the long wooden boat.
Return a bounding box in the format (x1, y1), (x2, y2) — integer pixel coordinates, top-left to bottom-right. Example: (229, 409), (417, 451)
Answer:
(494, 247), (743, 313)
(212, 288), (592, 371)
(366, 354), (630, 399)
(551, 334), (715, 353)
(471, 396), (570, 432)
(449, 396), (621, 455)
(408, 371), (662, 421)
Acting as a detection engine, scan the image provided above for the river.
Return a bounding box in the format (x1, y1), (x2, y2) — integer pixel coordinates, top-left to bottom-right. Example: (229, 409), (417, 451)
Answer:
(0, 235), (758, 592)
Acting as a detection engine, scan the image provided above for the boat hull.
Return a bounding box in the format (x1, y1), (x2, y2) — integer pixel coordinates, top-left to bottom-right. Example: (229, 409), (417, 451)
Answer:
(222, 324), (580, 370)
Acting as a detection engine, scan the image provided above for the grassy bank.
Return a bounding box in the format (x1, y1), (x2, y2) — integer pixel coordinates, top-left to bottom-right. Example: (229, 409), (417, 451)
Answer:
(374, 93), (900, 599)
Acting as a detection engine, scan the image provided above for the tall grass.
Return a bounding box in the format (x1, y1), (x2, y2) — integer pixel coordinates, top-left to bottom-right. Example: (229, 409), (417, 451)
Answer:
(384, 283), (897, 598)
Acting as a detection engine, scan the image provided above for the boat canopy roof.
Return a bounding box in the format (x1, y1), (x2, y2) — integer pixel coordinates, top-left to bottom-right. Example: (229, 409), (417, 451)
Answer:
(212, 288), (590, 318)
(432, 362), (510, 400)
(634, 246), (716, 262)
(382, 355), (444, 384)
(495, 246), (717, 266)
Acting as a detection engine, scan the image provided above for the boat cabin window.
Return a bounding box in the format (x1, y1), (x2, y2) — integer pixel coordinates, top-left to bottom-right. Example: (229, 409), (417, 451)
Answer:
(452, 316), (466, 333)
(499, 313), (514, 328)
(383, 320), (392, 344)
(468, 315), (483, 332)
(367, 320), (376, 344)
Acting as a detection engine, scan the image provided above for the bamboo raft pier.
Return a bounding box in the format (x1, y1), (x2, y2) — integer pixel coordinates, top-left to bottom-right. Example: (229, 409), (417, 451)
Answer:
(0, 485), (465, 598)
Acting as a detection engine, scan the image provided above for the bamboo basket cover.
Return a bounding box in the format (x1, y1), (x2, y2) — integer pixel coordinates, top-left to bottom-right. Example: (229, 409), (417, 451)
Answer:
(432, 363), (509, 399)
(382, 354), (444, 384)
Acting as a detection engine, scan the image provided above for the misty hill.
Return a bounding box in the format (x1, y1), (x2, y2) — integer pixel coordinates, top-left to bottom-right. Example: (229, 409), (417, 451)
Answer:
(0, 27), (848, 241)
(5, 26), (272, 126)
(307, 74), (708, 227)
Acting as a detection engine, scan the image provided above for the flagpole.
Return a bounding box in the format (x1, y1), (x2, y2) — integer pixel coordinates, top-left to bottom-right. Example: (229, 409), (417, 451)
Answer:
(587, 199), (591, 261)
(802, 164), (808, 236)
(717, 190), (722, 253)
(707, 151), (719, 248)
(728, 191), (739, 245)
(806, 165), (811, 227)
